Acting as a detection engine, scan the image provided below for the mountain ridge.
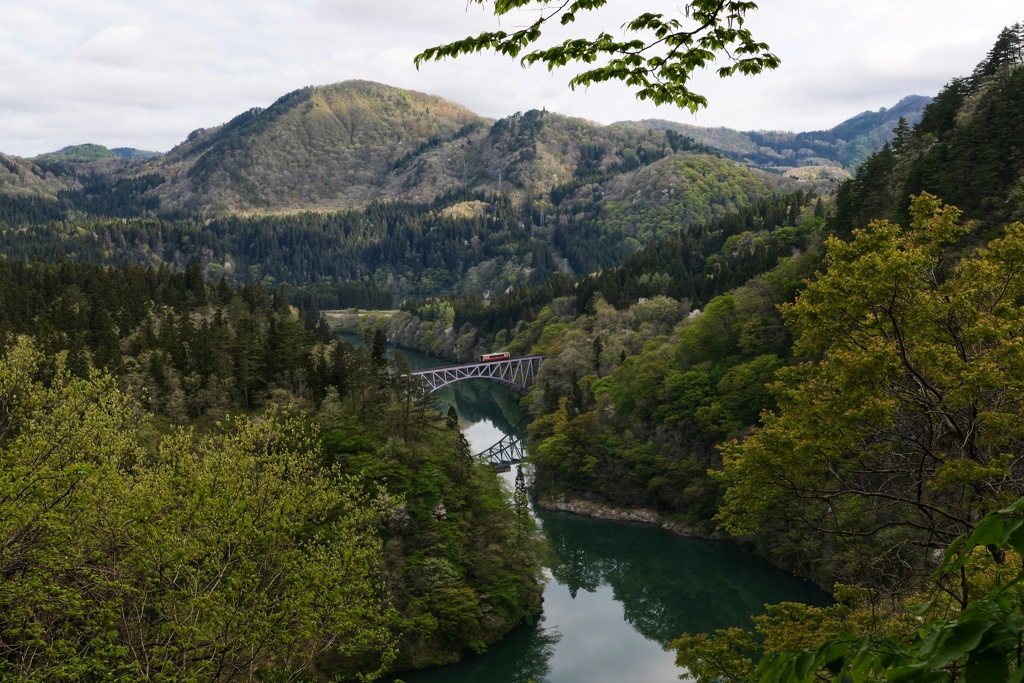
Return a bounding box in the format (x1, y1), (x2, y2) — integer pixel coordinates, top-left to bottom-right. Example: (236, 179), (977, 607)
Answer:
(1, 81), (923, 219)
(629, 94), (931, 174)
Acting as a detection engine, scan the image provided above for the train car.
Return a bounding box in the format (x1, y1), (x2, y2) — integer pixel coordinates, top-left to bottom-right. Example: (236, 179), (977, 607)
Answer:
(480, 351), (511, 362)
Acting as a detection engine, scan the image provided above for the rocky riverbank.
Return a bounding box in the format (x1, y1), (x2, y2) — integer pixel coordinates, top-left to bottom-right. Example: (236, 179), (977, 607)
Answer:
(535, 495), (729, 540)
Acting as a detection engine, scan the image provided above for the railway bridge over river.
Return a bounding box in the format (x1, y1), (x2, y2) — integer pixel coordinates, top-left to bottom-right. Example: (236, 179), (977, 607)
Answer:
(408, 355), (545, 393)
(407, 355), (543, 467)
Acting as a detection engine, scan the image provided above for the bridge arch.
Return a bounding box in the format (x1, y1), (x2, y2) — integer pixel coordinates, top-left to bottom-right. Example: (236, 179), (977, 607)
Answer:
(408, 355), (544, 393)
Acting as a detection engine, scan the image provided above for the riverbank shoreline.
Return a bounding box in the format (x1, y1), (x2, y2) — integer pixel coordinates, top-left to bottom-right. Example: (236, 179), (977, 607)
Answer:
(535, 494), (835, 594)
(535, 494), (730, 541)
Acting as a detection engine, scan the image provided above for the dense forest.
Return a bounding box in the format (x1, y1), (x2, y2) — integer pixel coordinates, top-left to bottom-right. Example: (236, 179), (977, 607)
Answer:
(0, 85), (806, 306)
(377, 189), (822, 365)
(0, 191), (558, 300)
(0, 259), (546, 680)
(4, 19), (1024, 683)
(0, 151), (780, 300)
(366, 23), (1024, 682)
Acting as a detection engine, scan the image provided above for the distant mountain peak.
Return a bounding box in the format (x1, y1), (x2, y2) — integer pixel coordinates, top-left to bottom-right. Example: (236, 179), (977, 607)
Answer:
(622, 95), (931, 172)
(31, 143), (162, 163)
(151, 81), (488, 214)
(34, 143), (116, 162)
(7, 82), (917, 217)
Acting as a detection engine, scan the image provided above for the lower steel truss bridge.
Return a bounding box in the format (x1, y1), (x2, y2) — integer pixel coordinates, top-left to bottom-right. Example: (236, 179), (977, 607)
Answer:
(476, 432), (525, 468)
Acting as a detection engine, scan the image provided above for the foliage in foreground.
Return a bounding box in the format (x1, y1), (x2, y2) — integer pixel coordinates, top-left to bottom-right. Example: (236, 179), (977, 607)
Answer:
(719, 194), (1024, 592)
(417, 0), (779, 112)
(0, 338), (393, 681)
(0, 262), (548, 679)
(672, 194), (1024, 681)
(675, 499), (1024, 683)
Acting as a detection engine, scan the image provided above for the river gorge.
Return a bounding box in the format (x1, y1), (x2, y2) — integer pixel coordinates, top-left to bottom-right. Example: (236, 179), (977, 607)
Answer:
(342, 337), (829, 682)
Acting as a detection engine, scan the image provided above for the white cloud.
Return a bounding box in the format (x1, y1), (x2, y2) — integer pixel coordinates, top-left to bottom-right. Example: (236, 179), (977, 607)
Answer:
(0, 0), (1021, 156)
(75, 24), (147, 65)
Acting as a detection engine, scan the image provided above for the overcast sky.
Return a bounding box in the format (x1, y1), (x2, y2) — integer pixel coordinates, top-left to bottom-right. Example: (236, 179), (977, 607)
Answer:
(1, 1), (1020, 157)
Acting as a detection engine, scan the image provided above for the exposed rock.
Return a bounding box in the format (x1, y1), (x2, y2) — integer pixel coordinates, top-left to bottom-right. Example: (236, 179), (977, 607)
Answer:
(536, 494), (727, 540)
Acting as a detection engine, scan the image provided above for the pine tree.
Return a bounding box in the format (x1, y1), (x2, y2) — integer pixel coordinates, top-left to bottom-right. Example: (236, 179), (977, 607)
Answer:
(371, 329), (388, 388)
(513, 466), (530, 541)
(892, 116), (911, 155)
(565, 373), (584, 420)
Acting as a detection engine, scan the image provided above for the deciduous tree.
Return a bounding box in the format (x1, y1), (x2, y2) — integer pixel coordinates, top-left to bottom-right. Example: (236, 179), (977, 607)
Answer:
(718, 194), (1024, 592)
(416, 1), (779, 112)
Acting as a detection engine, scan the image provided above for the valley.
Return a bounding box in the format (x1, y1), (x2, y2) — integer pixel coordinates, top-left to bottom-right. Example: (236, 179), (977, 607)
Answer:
(1, 18), (1024, 683)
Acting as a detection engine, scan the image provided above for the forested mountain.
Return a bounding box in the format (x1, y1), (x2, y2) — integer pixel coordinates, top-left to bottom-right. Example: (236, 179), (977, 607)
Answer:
(149, 81), (485, 213)
(0, 259), (547, 680)
(31, 143), (161, 162)
(834, 38), (1024, 236)
(0, 90), (804, 297)
(2, 80), (895, 221)
(633, 94), (930, 175)
(33, 143), (119, 162)
(139, 83), (804, 220)
(348, 24), (1024, 683)
(0, 80), (920, 302)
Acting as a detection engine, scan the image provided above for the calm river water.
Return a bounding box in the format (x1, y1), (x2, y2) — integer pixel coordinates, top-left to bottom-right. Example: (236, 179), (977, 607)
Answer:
(338, 335), (829, 682)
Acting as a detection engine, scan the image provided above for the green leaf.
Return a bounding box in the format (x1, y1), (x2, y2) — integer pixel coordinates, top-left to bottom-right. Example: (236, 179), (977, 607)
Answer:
(792, 650), (816, 681)
(925, 619), (991, 669)
(849, 649), (876, 683)
(963, 653), (1010, 683)
(820, 641), (852, 676)
(886, 662), (931, 682)
(414, 1), (778, 112)
(906, 600), (934, 616)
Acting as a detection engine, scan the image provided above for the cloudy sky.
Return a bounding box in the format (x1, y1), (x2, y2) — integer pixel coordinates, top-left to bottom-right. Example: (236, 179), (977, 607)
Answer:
(1, 0), (1020, 157)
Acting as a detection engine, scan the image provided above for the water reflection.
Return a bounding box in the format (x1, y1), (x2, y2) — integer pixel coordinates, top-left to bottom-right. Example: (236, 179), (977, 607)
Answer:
(392, 498), (828, 683)
(396, 616), (562, 683)
(434, 379), (528, 439)
(539, 509), (829, 648)
(338, 336), (829, 682)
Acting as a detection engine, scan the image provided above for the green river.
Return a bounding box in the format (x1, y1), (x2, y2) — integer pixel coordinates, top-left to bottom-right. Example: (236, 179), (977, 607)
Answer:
(341, 336), (829, 682)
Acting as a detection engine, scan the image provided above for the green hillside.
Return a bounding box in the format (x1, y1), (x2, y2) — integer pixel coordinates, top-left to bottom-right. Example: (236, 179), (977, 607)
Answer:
(33, 143), (117, 162)
(0, 90), (796, 297)
(152, 81), (487, 214)
(0, 80), (908, 300)
(631, 94), (931, 174)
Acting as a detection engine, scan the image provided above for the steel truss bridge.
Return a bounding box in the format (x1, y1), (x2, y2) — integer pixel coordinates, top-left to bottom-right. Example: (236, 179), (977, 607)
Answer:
(406, 356), (541, 467)
(474, 433), (525, 467)
(408, 355), (545, 393)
